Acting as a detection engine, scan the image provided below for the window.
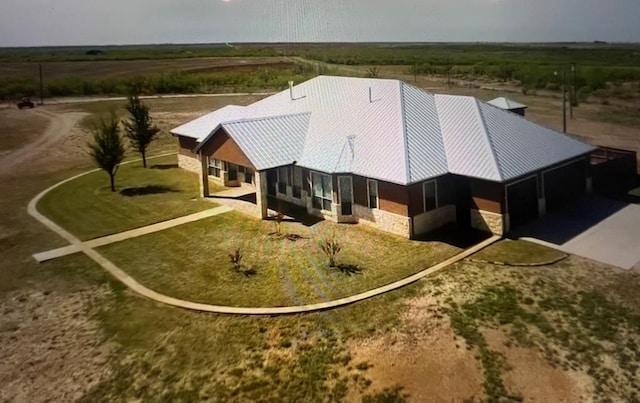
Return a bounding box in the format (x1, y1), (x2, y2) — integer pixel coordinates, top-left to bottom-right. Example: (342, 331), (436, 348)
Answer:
(423, 181), (438, 212)
(292, 167), (303, 199)
(312, 172), (332, 211)
(277, 167), (289, 194)
(367, 179), (378, 209)
(209, 158), (222, 178)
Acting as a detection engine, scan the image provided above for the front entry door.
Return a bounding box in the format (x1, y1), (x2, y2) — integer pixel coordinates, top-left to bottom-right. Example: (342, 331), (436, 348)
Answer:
(339, 176), (353, 216)
(267, 170), (277, 196)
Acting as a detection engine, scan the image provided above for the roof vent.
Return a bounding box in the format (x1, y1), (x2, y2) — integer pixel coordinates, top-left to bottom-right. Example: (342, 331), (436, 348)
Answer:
(289, 81), (294, 100)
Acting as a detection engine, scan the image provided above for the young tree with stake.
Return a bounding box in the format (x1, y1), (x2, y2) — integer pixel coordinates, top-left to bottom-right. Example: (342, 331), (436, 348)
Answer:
(88, 114), (126, 192)
(123, 94), (160, 168)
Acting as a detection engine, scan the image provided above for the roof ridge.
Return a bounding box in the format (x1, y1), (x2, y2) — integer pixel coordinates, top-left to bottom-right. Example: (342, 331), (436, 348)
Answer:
(399, 82), (412, 183)
(221, 111), (311, 126)
(473, 98), (504, 181)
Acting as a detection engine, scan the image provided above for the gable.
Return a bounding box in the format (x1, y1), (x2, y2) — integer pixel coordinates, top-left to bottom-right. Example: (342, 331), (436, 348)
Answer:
(198, 127), (255, 169)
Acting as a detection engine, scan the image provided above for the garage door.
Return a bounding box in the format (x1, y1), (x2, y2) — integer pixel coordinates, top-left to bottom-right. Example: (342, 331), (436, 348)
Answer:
(507, 177), (539, 230)
(544, 160), (586, 212)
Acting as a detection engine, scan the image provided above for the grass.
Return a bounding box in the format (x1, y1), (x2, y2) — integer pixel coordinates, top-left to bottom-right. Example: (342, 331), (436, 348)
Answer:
(97, 212), (460, 307)
(470, 239), (566, 265)
(38, 154), (220, 240)
(66, 246), (423, 402)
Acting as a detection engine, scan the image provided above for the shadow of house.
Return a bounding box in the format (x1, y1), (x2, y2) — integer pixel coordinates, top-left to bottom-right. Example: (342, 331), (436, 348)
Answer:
(268, 197), (324, 226)
(509, 195), (628, 245)
(415, 224), (491, 249)
(150, 164), (179, 170)
(120, 185), (177, 197)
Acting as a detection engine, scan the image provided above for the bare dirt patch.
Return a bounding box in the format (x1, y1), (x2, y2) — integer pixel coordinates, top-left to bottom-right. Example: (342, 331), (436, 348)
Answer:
(0, 287), (113, 402)
(0, 108), (87, 177)
(347, 294), (484, 402)
(0, 108), (50, 154)
(483, 327), (593, 403)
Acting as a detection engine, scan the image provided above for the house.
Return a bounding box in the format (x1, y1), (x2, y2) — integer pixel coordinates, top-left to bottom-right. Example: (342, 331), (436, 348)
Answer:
(487, 97), (528, 116)
(171, 76), (595, 238)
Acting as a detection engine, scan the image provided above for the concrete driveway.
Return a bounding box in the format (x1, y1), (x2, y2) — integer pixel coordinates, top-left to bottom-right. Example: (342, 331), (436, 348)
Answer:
(512, 195), (640, 270)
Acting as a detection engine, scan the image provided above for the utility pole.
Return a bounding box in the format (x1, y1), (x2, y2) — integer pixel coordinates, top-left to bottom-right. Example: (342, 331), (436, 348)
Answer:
(413, 57), (417, 83)
(555, 69), (567, 133)
(562, 69), (567, 133)
(38, 63), (44, 105)
(569, 63), (576, 119)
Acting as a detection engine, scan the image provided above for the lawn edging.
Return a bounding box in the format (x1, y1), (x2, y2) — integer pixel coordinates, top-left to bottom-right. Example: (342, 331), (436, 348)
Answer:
(466, 254), (568, 267)
(29, 156), (501, 315)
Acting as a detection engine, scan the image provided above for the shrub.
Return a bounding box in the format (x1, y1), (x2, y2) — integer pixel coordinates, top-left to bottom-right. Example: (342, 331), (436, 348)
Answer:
(319, 231), (342, 268)
(229, 248), (243, 272)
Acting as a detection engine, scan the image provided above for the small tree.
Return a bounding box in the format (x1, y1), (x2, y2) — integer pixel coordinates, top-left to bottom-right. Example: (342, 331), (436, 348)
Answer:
(229, 248), (243, 272)
(319, 231), (342, 268)
(122, 94), (160, 168)
(88, 114), (126, 192)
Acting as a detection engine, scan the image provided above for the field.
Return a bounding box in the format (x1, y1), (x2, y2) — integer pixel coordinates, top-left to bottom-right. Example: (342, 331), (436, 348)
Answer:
(1, 43), (640, 104)
(0, 45), (640, 401)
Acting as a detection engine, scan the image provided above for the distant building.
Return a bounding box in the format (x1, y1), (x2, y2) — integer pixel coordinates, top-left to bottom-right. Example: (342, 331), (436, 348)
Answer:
(487, 97), (528, 117)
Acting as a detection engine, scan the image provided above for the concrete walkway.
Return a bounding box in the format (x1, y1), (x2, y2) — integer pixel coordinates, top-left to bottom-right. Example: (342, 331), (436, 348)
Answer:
(29, 156), (500, 315)
(512, 195), (640, 270)
(33, 206), (232, 262)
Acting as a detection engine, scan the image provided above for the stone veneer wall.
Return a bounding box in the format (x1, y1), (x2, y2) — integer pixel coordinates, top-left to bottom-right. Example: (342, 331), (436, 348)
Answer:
(471, 209), (504, 236)
(178, 154), (201, 175)
(353, 204), (411, 238)
(413, 205), (457, 237)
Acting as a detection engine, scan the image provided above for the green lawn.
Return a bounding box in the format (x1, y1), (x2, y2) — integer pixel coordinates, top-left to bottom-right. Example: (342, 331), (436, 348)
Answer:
(470, 239), (566, 265)
(98, 211), (461, 307)
(38, 154), (220, 240)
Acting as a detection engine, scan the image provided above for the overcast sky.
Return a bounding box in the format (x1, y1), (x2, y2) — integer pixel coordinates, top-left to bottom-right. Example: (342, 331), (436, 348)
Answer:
(1, 0), (639, 47)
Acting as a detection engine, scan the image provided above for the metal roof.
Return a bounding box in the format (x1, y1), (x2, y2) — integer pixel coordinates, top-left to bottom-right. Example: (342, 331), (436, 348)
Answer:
(172, 76), (595, 184)
(171, 105), (248, 139)
(436, 95), (503, 181)
(220, 113), (310, 171)
(487, 97), (528, 110)
(477, 101), (594, 181)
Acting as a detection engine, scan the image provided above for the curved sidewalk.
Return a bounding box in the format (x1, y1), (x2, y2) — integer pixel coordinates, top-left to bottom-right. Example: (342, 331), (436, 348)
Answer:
(29, 155), (500, 315)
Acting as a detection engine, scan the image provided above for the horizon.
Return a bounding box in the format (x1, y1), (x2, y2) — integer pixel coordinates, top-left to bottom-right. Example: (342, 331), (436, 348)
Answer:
(2, 40), (640, 51)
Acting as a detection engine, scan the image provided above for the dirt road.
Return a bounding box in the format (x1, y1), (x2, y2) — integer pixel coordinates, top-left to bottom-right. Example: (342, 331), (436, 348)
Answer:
(0, 109), (86, 177)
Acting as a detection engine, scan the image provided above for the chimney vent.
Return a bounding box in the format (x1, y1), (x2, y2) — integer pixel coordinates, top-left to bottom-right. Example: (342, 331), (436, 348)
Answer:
(289, 81), (294, 100)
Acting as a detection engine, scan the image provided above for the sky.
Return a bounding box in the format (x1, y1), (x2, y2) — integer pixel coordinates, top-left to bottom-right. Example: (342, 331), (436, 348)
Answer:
(0, 0), (639, 47)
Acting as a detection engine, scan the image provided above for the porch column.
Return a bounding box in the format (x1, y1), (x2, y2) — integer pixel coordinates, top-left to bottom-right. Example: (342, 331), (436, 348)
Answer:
(199, 153), (209, 197)
(538, 198), (547, 217)
(255, 170), (269, 219)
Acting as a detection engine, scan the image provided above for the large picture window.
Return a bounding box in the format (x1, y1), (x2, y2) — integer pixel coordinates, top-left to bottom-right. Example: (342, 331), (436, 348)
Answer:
(312, 172), (332, 211)
(209, 158), (222, 178)
(292, 167), (303, 199)
(367, 179), (378, 209)
(277, 166), (289, 194)
(423, 181), (438, 212)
